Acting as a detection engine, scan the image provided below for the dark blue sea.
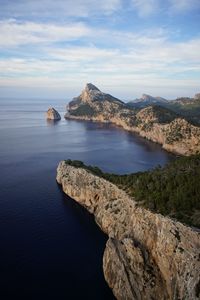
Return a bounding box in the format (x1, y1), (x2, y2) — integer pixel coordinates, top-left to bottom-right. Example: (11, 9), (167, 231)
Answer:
(0, 98), (174, 299)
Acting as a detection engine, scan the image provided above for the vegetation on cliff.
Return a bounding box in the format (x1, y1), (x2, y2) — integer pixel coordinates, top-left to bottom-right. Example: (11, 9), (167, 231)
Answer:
(65, 155), (200, 228)
(69, 103), (96, 117)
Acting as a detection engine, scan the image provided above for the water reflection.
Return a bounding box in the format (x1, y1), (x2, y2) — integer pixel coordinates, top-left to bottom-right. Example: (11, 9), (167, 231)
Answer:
(46, 119), (61, 126)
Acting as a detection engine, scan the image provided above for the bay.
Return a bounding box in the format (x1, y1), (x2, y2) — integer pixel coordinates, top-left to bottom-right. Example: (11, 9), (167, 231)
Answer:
(0, 98), (174, 299)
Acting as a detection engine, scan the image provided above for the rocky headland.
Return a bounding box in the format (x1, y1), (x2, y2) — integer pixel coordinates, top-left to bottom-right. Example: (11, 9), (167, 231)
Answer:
(56, 161), (200, 300)
(65, 84), (200, 155)
(46, 107), (61, 120)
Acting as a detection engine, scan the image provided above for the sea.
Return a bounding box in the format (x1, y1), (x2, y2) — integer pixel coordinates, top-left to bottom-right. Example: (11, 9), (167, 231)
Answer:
(0, 98), (175, 299)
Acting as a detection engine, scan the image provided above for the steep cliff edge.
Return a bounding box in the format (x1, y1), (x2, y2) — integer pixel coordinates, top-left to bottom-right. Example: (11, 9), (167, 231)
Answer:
(56, 161), (200, 300)
(65, 84), (200, 155)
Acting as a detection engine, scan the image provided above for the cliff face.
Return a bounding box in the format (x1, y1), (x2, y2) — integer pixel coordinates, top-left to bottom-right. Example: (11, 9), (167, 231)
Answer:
(56, 161), (200, 300)
(65, 84), (200, 156)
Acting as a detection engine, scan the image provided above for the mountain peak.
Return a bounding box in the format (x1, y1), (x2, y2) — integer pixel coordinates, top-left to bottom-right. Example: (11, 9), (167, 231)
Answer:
(85, 83), (100, 92)
(141, 94), (153, 100)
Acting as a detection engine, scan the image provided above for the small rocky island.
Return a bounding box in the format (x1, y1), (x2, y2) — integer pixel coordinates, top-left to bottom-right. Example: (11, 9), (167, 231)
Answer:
(65, 83), (200, 156)
(46, 107), (61, 120)
(56, 160), (200, 300)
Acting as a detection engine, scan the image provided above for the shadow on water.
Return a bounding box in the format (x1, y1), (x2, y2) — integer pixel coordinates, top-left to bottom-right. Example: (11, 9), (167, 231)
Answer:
(69, 119), (174, 156)
(53, 184), (115, 300)
(0, 171), (114, 300)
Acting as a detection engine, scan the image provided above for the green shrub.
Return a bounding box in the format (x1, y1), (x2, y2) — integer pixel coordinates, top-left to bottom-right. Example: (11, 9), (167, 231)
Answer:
(70, 104), (96, 116)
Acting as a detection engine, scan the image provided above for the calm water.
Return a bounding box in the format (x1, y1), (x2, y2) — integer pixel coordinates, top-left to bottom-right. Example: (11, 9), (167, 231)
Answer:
(0, 98), (174, 299)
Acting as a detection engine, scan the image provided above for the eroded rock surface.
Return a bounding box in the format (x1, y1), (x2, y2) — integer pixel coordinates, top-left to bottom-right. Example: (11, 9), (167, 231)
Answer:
(56, 161), (200, 300)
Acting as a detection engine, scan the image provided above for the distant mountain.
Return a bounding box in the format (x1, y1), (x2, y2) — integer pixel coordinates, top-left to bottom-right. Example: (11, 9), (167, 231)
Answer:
(65, 84), (200, 156)
(171, 93), (200, 105)
(126, 92), (200, 125)
(164, 93), (200, 125)
(127, 94), (168, 108)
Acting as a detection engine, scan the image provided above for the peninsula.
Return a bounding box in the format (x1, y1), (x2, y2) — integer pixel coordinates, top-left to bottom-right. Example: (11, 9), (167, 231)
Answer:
(65, 84), (200, 156)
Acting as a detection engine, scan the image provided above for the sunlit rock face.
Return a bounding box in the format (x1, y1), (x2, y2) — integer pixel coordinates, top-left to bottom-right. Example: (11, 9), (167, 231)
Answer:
(65, 84), (200, 156)
(57, 162), (200, 300)
(46, 107), (61, 120)
(69, 83), (123, 105)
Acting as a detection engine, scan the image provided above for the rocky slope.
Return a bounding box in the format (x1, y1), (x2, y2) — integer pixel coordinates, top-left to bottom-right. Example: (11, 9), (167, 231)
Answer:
(65, 84), (200, 155)
(56, 161), (200, 300)
(46, 107), (61, 120)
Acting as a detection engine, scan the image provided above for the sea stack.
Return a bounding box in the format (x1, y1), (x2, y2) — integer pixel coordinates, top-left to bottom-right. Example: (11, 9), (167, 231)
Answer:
(46, 108), (61, 120)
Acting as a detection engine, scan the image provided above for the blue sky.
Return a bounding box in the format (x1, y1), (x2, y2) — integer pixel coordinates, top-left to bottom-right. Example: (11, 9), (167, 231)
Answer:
(0, 0), (200, 100)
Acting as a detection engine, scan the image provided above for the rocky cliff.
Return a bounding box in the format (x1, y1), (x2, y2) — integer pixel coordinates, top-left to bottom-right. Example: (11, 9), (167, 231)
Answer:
(56, 161), (200, 300)
(65, 84), (200, 156)
(46, 107), (61, 120)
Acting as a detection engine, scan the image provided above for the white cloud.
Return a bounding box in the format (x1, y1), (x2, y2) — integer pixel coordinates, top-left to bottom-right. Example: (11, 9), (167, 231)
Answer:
(0, 14), (199, 98)
(47, 47), (119, 62)
(1, 34), (200, 80)
(0, 19), (91, 47)
(0, 24), (200, 78)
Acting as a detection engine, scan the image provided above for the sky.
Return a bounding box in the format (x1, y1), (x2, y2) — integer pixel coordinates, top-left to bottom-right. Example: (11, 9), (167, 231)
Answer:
(0, 0), (200, 100)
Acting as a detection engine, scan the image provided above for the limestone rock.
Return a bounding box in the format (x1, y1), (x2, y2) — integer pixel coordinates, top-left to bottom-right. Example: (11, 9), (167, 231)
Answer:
(56, 162), (200, 300)
(67, 83), (124, 113)
(46, 107), (61, 120)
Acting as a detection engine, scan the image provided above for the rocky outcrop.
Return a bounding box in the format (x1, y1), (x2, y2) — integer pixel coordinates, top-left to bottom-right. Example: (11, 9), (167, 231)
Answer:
(56, 161), (200, 300)
(46, 107), (61, 120)
(67, 83), (123, 110)
(194, 93), (200, 100)
(65, 84), (200, 155)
